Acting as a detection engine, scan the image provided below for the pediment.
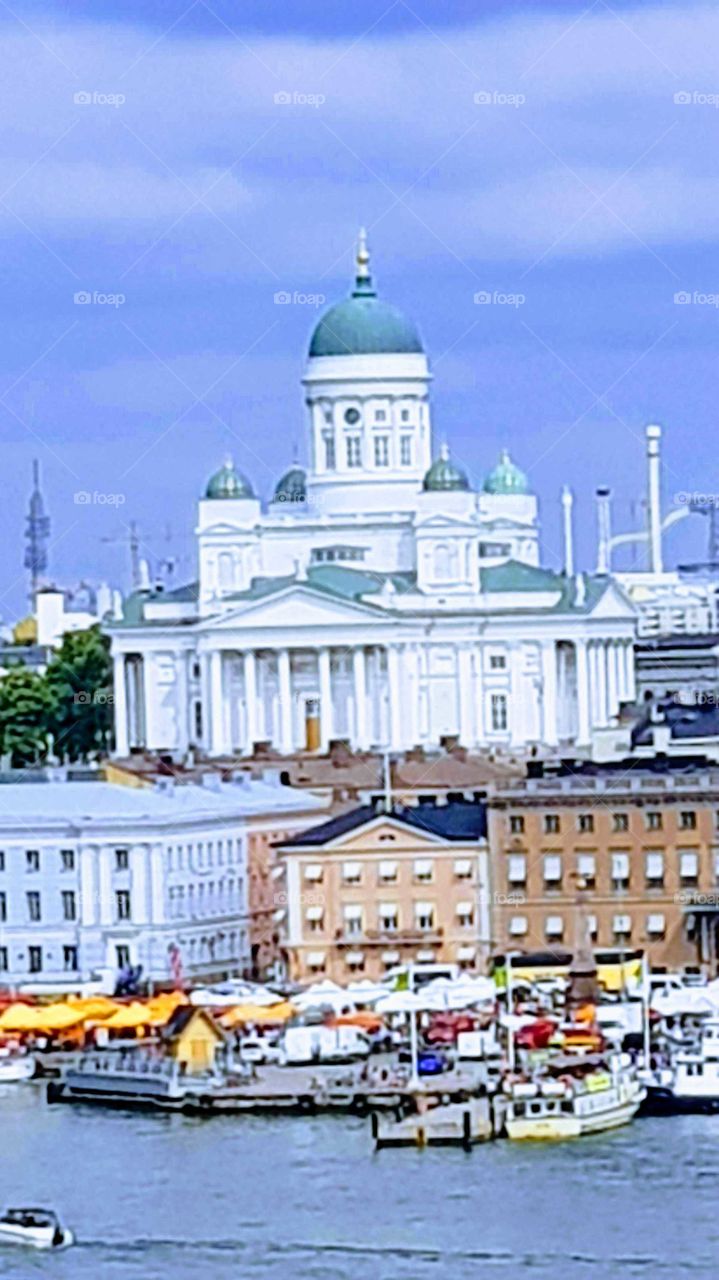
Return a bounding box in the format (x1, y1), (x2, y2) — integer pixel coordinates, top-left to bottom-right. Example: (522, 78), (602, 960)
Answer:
(199, 584), (393, 631)
(324, 816), (447, 851)
(414, 512), (478, 531)
(589, 580), (637, 619)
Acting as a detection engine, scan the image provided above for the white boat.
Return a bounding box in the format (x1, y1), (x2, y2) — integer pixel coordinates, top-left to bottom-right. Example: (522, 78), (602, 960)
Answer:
(644, 1017), (719, 1114)
(0, 1208), (73, 1250)
(503, 1054), (645, 1140)
(0, 1048), (36, 1082)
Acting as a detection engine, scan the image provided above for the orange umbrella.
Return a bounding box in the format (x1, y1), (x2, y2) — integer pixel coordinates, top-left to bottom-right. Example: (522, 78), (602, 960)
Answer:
(33, 1005), (86, 1032)
(0, 1004), (43, 1032)
(220, 1001), (296, 1029)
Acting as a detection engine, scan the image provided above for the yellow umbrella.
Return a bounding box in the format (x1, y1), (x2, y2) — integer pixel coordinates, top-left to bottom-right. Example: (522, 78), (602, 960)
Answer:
(0, 1004), (41, 1032)
(66, 996), (119, 1020)
(34, 1004), (86, 1032)
(104, 1003), (150, 1030)
(220, 1001), (296, 1029)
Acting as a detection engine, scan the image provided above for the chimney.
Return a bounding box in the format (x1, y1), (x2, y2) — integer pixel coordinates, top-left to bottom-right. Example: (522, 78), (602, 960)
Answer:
(646, 423), (663, 573)
(596, 486), (612, 574)
(329, 739), (353, 767)
(561, 486), (575, 576)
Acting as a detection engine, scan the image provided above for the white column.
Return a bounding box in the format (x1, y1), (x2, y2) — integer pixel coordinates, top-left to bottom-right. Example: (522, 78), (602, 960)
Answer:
(353, 647), (369, 748)
(243, 650), (257, 751)
(647, 424), (663, 573)
(624, 640), (636, 702)
(278, 648), (293, 753)
(587, 641), (596, 725)
(210, 650), (226, 755)
(458, 646), (474, 745)
(149, 843), (165, 924)
(142, 654), (155, 748)
(541, 641), (558, 745)
(607, 641), (618, 720)
(130, 844), (149, 926)
(113, 653), (129, 756)
(575, 641), (590, 744)
(175, 651), (189, 751)
(98, 846), (113, 926)
(387, 644), (403, 749)
(474, 646), (485, 744)
(318, 647), (333, 749)
(404, 644), (420, 747)
(595, 640), (607, 726)
(200, 653), (212, 752)
(79, 845), (98, 926)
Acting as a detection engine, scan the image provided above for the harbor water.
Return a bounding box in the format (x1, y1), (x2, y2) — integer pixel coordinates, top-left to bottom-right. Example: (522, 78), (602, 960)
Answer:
(1, 1083), (717, 1279)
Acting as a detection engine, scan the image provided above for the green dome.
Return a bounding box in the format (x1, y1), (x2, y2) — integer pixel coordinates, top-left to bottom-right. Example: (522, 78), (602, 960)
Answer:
(205, 457), (254, 500)
(309, 230), (423, 358)
(423, 444), (470, 492)
(483, 450), (529, 495)
(273, 466), (306, 502)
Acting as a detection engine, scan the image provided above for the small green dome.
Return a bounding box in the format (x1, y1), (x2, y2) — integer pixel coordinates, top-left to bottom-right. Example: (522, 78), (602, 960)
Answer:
(483, 450), (529, 495)
(423, 443), (470, 492)
(205, 457), (254, 500)
(309, 230), (423, 359)
(273, 466), (306, 502)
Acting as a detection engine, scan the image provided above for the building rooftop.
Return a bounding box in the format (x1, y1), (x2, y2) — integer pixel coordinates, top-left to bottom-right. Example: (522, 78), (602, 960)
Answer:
(278, 800), (487, 847)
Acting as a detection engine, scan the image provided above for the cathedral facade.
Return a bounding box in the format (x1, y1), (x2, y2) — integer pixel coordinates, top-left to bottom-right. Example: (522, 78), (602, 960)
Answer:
(108, 235), (637, 758)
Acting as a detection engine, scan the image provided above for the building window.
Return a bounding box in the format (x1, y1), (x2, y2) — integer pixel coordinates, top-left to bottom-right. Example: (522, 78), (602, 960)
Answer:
(611, 852), (630, 891)
(342, 862), (362, 885)
(612, 813), (629, 832)
(63, 945), (78, 971)
(509, 815), (524, 835)
(374, 409), (387, 422)
(509, 916), (528, 936)
(507, 854), (527, 885)
(544, 814), (560, 834)
(577, 814), (594, 833)
(577, 852), (596, 889)
(374, 435), (390, 467)
(454, 858), (473, 881)
(343, 905), (363, 936)
(646, 913), (666, 938)
(322, 432), (336, 469)
(115, 848), (130, 871)
(489, 654), (507, 670)
(60, 849), (75, 871)
(379, 903), (399, 932)
(415, 902), (435, 931)
(545, 916), (564, 940)
(304, 864), (324, 884)
(62, 891), (76, 922)
(26, 891), (41, 922)
(28, 946), (42, 973)
(646, 811), (662, 831)
(680, 811), (697, 831)
(0, 947), (7, 972)
(346, 436), (362, 468)
(116, 890), (131, 921)
(344, 407), (361, 425)
(306, 905), (324, 932)
(491, 693), (508, 731)
(400, 408), (410, 422)
(543, 855), (562, 890)
(116, 945), (130, 969)
(456, 901), (474, 928)
(378, 860), (398, 884)
(26, 849), (40, 872)
(0, 851), (4, 871)
(400, 435), (413, 465)
(613, 914), (632, 940)
(645, 851), (664, 889)
(413, 859), (434, 883)
(678, 849), (699, 887)
(0, 892), (5, 922)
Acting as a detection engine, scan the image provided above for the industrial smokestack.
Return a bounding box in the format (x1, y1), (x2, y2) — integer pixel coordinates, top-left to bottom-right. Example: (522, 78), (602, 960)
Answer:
(595, 486), (612, 574)
(646, 423), (663, 573)
(561, 486), (574, 576)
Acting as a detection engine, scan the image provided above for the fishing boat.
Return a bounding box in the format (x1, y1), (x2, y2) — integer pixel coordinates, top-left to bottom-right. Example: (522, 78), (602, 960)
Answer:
(0, 1208), (73, 1250)
(502, 1053), (645, 1140)
(0, 1046), (36, 1083)
(643, 1017), (719, 1115)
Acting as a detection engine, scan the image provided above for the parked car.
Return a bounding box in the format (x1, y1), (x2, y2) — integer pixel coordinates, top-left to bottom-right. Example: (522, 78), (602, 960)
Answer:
(398, 1048), (451, 1076)
(238, 1037), (283, 1065)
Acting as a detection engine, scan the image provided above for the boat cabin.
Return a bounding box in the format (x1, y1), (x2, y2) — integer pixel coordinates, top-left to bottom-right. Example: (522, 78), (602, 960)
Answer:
(160, 1008), (226, 1074)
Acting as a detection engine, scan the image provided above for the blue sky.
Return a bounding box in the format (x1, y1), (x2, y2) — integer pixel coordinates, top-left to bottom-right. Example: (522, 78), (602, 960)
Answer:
(2, 0), (719, 614)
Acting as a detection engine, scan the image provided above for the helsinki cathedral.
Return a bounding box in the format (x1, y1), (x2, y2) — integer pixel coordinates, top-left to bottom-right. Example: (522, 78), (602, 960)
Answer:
(109, 233), (637, 758)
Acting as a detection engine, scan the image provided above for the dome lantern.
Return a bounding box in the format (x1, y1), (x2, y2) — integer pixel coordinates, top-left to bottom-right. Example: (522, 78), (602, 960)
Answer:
(483, 450), (529, 496)
(205, 456), (255, 500)
(308, 229), (424, 358)
(422, 442), (470, 492)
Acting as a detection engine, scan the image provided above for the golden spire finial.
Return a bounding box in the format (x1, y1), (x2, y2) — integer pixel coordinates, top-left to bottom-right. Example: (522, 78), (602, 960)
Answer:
(356, 226), (370, 279)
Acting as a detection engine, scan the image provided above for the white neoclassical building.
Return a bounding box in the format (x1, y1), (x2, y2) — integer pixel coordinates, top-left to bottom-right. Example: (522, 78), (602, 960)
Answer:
(108, 233), (637, 758)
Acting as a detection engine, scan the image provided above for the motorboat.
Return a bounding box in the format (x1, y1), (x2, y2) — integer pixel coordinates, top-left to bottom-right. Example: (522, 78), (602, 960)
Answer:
(502, 1052), (645, 1140)
(0, 1047), (36, 1083)
(0, 1208), (73, 1249)
(643, 1017), (719, 1114)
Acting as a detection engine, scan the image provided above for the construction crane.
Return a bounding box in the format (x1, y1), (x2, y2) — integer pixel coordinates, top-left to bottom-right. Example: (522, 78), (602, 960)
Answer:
(101, 522), (181, 591)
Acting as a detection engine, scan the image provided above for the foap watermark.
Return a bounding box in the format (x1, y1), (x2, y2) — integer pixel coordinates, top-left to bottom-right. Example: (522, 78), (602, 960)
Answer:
(74, 90), (126, 108)
(675, 490), (719, 507)
(674, 90), (719, 108)
(73, 690), (114, 705)
(675, 890), (719, 907)
(474, 89), (525, 108)
(273, 890), (325, 908)
(474, 289), (525, 308)
(74, 291), (125, 308)
(674, 290), (719, 307)
(274, 290), (325, 307)
(74, 490), (126, 506)
(479, 891), (527, 907)
(273, 90), (325, 108)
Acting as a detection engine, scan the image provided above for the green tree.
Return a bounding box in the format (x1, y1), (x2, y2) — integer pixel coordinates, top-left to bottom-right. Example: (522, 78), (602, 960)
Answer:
(45, 625), (113, 761)
(0, 665), (54, 766)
